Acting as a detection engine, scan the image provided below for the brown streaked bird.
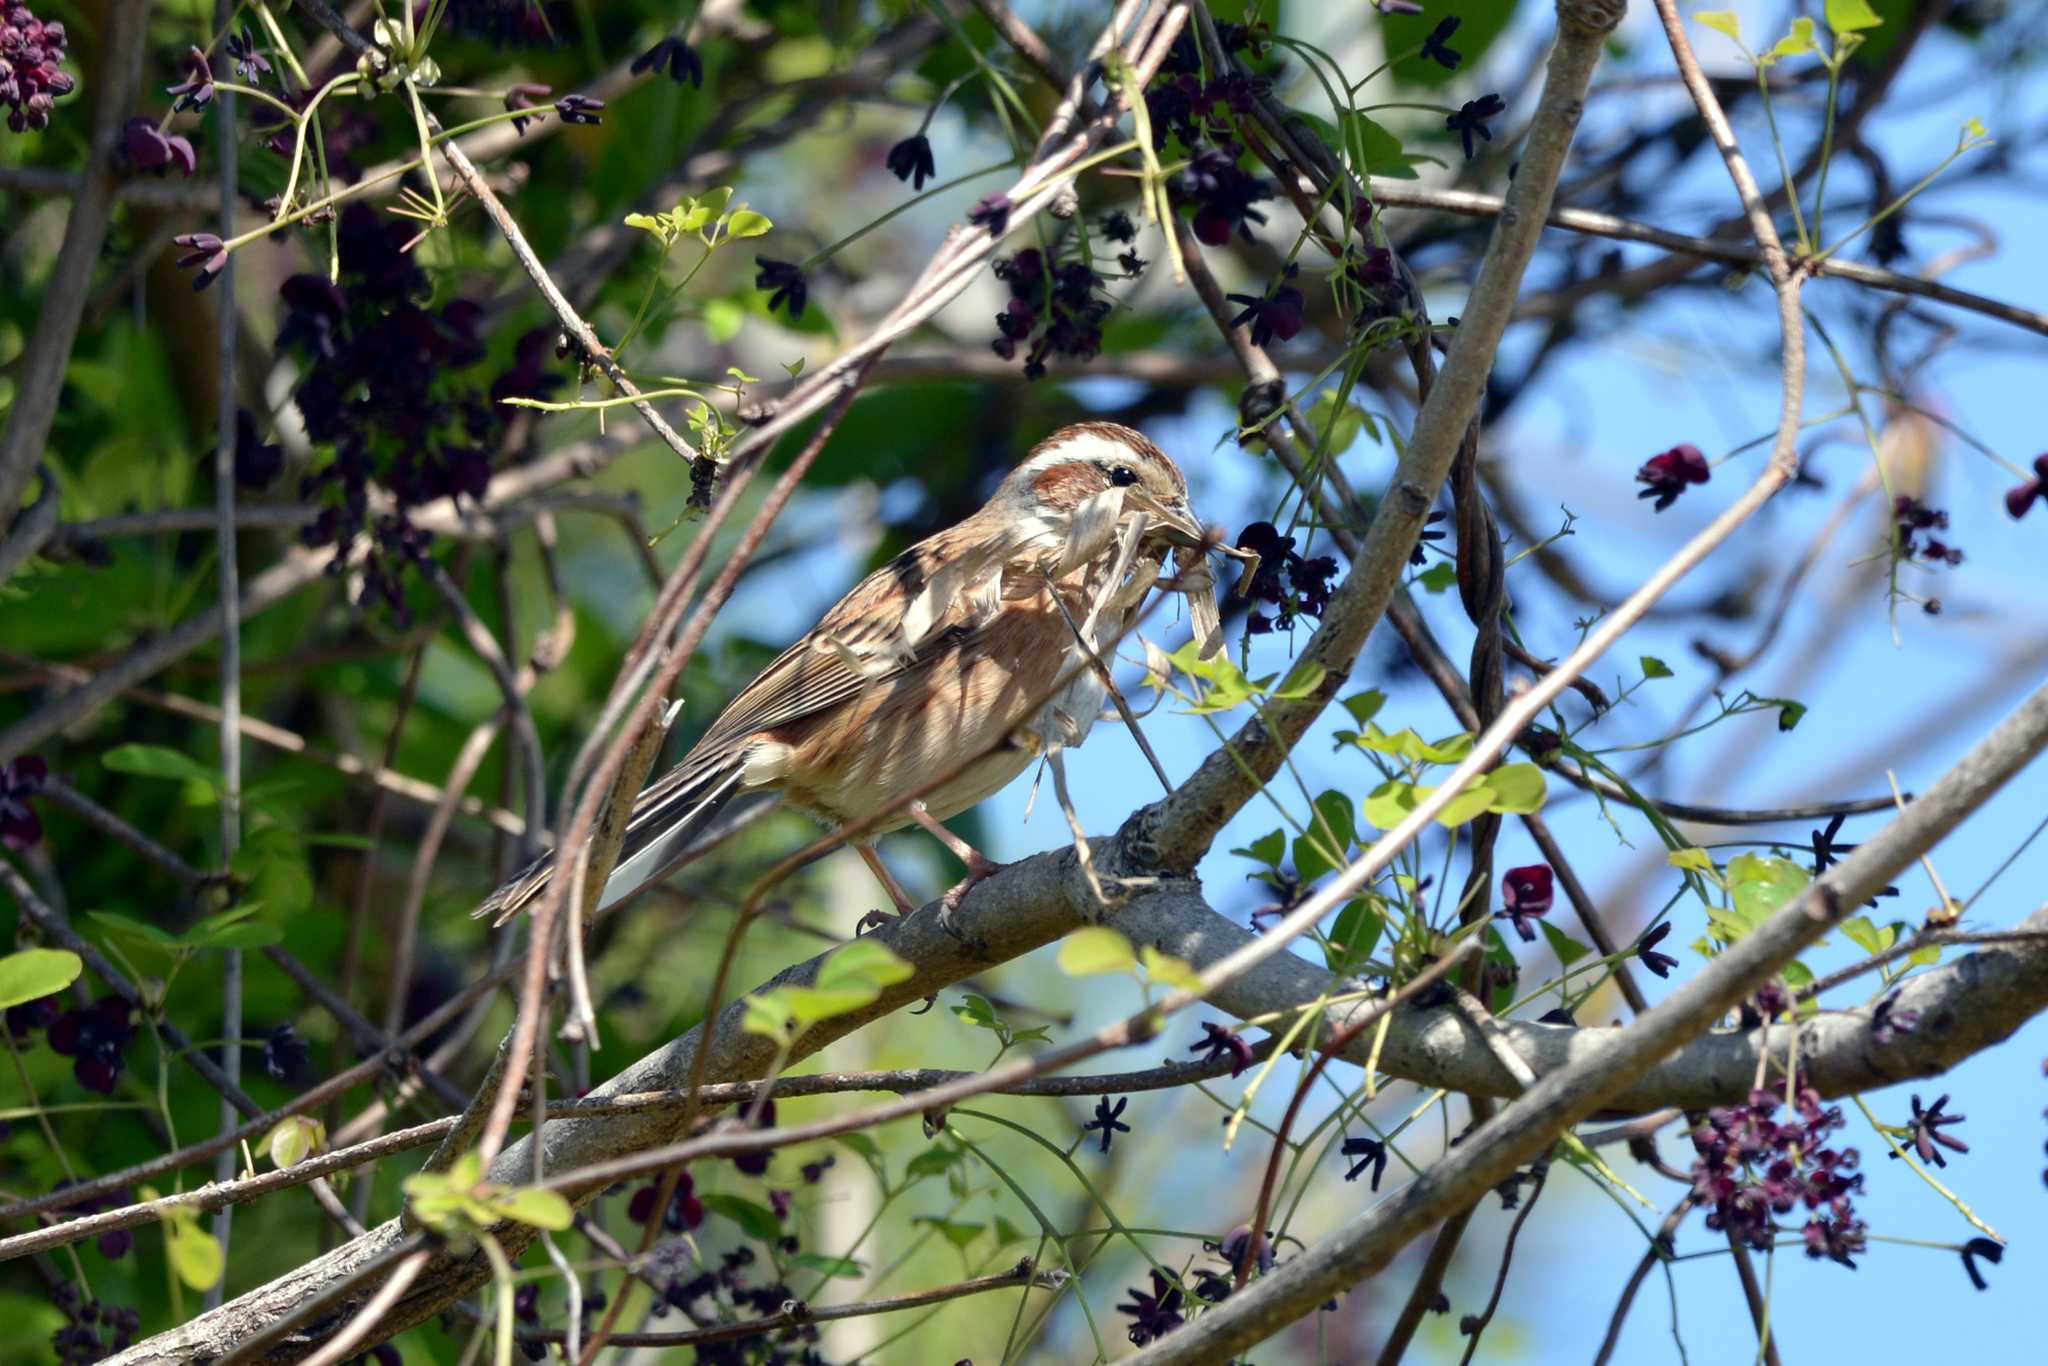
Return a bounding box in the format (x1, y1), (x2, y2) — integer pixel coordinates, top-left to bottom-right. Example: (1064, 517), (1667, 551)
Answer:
(477, 421), (1222, 926)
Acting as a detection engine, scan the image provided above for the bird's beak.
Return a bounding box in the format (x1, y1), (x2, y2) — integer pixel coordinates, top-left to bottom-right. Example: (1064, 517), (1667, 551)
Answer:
(1126, 487), (1209, 548)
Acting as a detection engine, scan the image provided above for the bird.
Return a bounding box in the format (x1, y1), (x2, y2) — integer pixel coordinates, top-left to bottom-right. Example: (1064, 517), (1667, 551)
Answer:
(476, 421), (1223, 927)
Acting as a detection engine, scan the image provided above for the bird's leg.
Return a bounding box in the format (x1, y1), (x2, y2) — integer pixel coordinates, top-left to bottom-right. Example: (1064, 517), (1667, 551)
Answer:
(906, 801), (998, 949)
(853, 841), (917, 934)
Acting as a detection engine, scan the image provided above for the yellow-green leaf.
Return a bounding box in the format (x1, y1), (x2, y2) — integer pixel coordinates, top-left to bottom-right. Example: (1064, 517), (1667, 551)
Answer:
(0, 947), (82, 1010)
(1139, 946), (1205, 993)
(165, 1218), (224, 1290)
(1432, 784), (1495, 828)
(263, 1115), (325, 1170)
(1962, 116), (1987, 140)
(742, 991), (797, 1039)
(1726, 853), (1811, 924)
(489, 1185), (573, 1231)
(1824, 0), (1882, 33)
(1694, 10), (1742, 41)
(726, 208), (773, 239)
(1058, 927), (1137, 976)
(1667, 846), (1715, 873)
(1483, 764), (1547, 814)
(1767, 16), (1817, 58)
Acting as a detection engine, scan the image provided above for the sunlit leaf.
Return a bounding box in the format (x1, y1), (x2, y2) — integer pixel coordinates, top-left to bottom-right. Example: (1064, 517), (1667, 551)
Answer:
(488, 1185), (573, 1231)
(726, 208), (773, 239)
(1767, 16), (1817, 59)
(1694, 10), (1742, 41)
(1667, 847), (1715, 873)
(1058, 927), (1137, 976)
(0, 948), (81, 1010)
(1140, 946), (1205, 992)
(263, 1115), (325, 1170)
(1484, 764), (1548, 814)
(1824, 0), (1882, 33)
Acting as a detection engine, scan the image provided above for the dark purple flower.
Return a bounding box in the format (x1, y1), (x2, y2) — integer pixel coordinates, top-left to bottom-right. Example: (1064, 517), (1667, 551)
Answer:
(1190, 1021), (1255, 1077)
(224, 25), (270, 82)
(1802, 1212), (1867, 1268)
(800, 1153), (836, 1184)
(1636, 442), (1710, 511)
(2004, 455), (2048, 520)
(968, 191), (1012, 237)
(1, 753), (48, 850)
(631, 35), (702, 88)
(6, 991), (62, 1039)
(1807, 812), (1857, 874)
(1494, 864), (1554, 943)
(1409, 508), (1447, 565)
(2, 2), (75, 134)
(46, 997), (138, 1094)
(1100, 210), (1137, 243)
(1082, 1095), (1131, 1153)
(166, 45), (215, 112)
(172, 232), (229, 290)
(1178, 147), (1272, 245)
(1895, 1094), (1968, 1168)
(1226, 281), (1305, 348)
(731, 1099), (776, 1176)
(1635, 921), (1679, 978)
(257, 1023), (309, 1080)
(1961, 1237), (2003, 1291)
(754, 257), (808, 320)
(232, 409), (284, 490)
(1893, 496), (1964, 566)
(886, 133), (936, 190)
(1446, 93), (1506, 160)
(1341, 1135), (1388, 1188)
(768, 1188), (793, 1220)
(1217, 1223), (1274, 1277)
(628, 1171), (705, 1231)
(1117, 1270), (1185, 1346)
(503, 82), (550, 136)
(121, 117), (196, 177)
(1420, 16), (1462, 69)
(553, 93), (603, 126)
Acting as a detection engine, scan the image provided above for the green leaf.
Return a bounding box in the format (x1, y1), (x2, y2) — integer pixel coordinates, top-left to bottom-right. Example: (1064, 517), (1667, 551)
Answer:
(1058, 927), (1137, 976)
(1433, 785), (1496, 828)
(1640, 655), (1673, 679)
(1539, 919), (1592, 968)
(1230, 829), (1286, 868)
(185, 908), (283, 950)
(1839, 916), (1894, 957)
(1726, 853), (1811, 926)
(1767, 16), (1817, 59)
(815, 939), (914, 996)
(1694, 10), (1742, 41)
(86, 911), (181, 949)
(488, 1185), (573, 1231)
(263, 1115), (324, 1170)
(741, 990), (797, 1039)
(905, 1146), (964, 1180)
(701, 1193), (784, 1240)
(726, 208), (773, 239)
(952, 994), (1000, 1031)
(1308, 389), (1371, 454)
(1418, 562), (1457, 594)
(911, 1215), (984, 1248)
(1483, 764), (1547, 814)
(1140, 946), (1205, 993)
(101, 743), (220, 797)
(1667, 847), (1715, 873)
(1341, 691), (1386, 728)
(1324, 900), (1383, 971)
(791, 1252), (865, 1278)
(0, 948), (81, 1010)
(1824, 0), (1882, 33)
(702, 296), (747, 344)
(1962, 116), (1987, 141)
(1338, 111), (1421, 179)
(1362, 779), (1419, 830)
(1270, 660), (1327, 701)
(160, 1209), (223, 1291)
(1350, 724), (1474, 766)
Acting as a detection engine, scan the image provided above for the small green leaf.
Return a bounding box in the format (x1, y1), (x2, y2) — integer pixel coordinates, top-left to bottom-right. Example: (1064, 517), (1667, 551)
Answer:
(702, 296), (747, 344)
(1640, 655), (1673, 680)
(1230, 830), (1286, 868)
(814, 939), (915, 996)
(701, 1193), (783, 1240)
(489, 1185), (573, 1231)
(952, 994), (1000, 1031)
(1361, 779), (1420, 831)
(1539, 919), (1592, 967)
(1418, 562), (1457, 593)
(1341, 691), (1386, 728)
(1774, 699), (1807, 731)
(911, 1215), (984, 1249)
(1824, 0), (1882, 33)
(1694, 10), (1742, 41)
(1433, 785), (1496, 828)
(1483, 764), (1548, 814)
(1308, 389), (1371, 454)
(791, 1252), (865, 1278)
(86, 911), (181, 949)
(102, 743), (220, 797)
(1350, 724), (1474, 766)
(1324, 900), (1383, 971)
(1667, 847), (1715, 873)
(1139, 946), (1205, 992)
(623, 211), (668, 240)
(1961, 116), (1987, 140)
(1767, 16), (1817, 58)
(1839, 916), (1894, 957)
(1269, 660), (1326, 701)
(163, 1214), (223, 1290)
(726, 208), (773, 239)
(0, 948), (82, 1010)
(1058, 927), (1137, 976)
(263, 1115), (324, 1169)
(1726, 853), (1812, 927)
(905, 1146), (964, 1180)
(1338, 111), (1421, 179)
(741, 990), (797, 1039)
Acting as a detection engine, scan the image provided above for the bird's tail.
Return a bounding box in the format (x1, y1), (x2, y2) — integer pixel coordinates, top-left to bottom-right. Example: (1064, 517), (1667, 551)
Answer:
(473, 751), (767, 926)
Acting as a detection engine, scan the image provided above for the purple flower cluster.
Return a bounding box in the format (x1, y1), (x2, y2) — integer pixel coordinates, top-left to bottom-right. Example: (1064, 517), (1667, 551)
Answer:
(0, 753), (46, 849)
(628, 1170), (706, 1232)
(13, 995), (140, 1094)
(1142, 28), (1283, 248)
(0, 1), (71, 133)
(1636, 443), (1710, 511)
(1234, 521), (1339, 634)
(277, 204), (561, 617)
(49, 1283), (139, 1364)
(1892, 497), (1964, 566)
(990, 247), (1114, 379)
(1689, 1083), (1866, 1267)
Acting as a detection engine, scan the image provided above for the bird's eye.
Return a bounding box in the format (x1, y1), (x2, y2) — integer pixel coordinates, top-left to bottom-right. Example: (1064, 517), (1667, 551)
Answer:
(1108, 464), (1139, 487)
